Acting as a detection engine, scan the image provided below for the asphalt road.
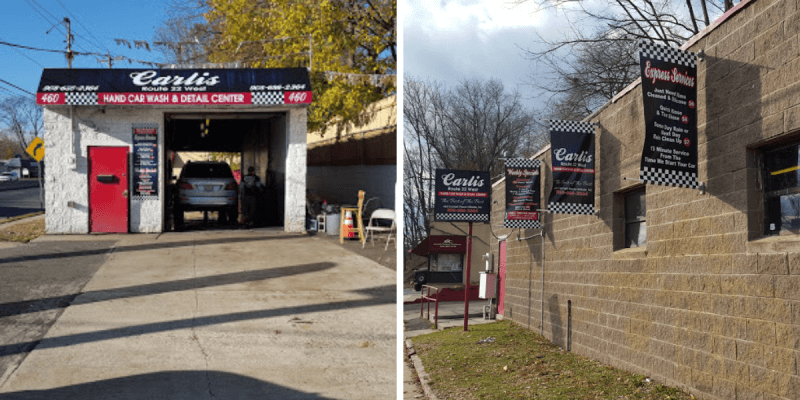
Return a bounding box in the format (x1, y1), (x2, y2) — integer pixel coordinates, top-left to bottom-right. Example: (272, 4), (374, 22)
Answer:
(0, 240), (117, 386)
(0, 182), (44, 220)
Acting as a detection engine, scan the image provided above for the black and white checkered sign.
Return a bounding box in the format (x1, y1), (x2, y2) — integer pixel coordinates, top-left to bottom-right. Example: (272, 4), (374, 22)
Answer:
(640, 167), (698, 189)
(435, 213), (489, 222)
(638, 40), (696, 69)
(65, 92), (98, 105)
(504, 158), (540, 169)
(504, 219), (541, 229)
(548, 120), (594, 135)
(547, 202), (595, 215)
(251, 91), (284, 105)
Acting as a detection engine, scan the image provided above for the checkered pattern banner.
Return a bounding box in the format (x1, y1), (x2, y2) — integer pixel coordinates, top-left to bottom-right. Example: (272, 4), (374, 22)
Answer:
(547, 202), (595, 215)
(251, 91), (284, 105)
(504, 219), (542, 229)
(548, 120), (594, 135)
(638, 40), (696, 69)
(435, 213), (489, 222)
(65, 92), (98, 105)
(640, 167), (698, 189)
(504, 158), (540, 169)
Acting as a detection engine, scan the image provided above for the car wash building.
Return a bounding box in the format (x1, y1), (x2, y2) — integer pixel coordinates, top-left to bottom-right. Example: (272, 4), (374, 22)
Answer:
(36, 68), (312, 234)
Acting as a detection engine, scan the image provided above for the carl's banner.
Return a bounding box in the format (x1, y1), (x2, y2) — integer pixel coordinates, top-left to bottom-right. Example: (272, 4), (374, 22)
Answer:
(504, 159), (541, 229)
(548, 120), (596, 215)
(638, 40), (698, 188)
(434, 169), (491, 223)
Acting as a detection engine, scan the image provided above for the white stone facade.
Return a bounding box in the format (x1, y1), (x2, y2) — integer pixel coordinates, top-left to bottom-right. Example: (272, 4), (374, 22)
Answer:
(43, 105), (308, 234)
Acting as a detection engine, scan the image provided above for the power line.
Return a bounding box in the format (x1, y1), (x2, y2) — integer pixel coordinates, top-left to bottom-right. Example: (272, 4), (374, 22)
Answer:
(0, 36), (44, 68)
(0, 79), (35, 97)
(0, 40), (159, 66)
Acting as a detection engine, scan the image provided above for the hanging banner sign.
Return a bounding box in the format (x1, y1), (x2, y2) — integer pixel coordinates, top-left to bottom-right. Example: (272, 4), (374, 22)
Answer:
(504, 159), (541, 228)
(548, 120), (596, 215)
(132, 125), (158, 198)
(36, 68), (312, 106)
(638, 40), (698, 188)
(434, 169), (491, 223)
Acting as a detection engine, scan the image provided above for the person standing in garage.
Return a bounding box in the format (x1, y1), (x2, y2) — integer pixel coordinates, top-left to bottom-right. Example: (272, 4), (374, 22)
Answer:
(241, 166), (264, 227)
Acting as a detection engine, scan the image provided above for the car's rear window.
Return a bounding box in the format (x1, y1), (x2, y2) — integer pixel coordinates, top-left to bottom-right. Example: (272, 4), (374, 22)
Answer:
(181, 163), (233, 179)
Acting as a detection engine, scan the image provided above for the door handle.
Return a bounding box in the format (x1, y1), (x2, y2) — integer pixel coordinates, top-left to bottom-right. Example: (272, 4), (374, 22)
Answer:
(122, 190), (129, 198)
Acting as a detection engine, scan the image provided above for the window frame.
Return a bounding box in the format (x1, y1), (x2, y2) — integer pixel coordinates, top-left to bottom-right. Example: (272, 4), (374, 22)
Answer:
(762, 140), (800, 235)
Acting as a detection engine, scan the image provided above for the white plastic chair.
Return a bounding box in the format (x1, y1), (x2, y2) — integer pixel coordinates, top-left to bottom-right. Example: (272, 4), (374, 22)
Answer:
(363, 209), (396, 250)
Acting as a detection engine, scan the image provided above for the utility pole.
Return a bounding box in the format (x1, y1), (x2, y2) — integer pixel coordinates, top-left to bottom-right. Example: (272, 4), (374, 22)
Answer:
(97, 52), (123, 68)
(64, 18), (74, 69)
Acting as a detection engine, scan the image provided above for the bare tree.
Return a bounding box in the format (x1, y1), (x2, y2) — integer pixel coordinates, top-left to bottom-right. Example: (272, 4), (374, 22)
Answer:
(153, 0), (212, 65)
(0, 96), (42, 152)
(403, 76), (544, 249)
(515, 0), (730, 119)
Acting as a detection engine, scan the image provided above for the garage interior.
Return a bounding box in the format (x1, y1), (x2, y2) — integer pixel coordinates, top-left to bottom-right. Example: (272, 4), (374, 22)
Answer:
(164, 112), (288, 231)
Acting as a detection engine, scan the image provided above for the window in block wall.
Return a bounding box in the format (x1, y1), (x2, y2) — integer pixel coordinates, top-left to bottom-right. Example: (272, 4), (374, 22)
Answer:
(624, 186), (647, 248)
(764, 142), (800, 234)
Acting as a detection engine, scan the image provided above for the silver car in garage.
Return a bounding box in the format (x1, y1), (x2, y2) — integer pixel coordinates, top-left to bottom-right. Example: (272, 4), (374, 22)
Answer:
(174, 161), (238, 226)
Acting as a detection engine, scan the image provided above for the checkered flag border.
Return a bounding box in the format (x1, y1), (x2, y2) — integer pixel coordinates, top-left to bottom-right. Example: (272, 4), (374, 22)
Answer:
(65, 92), (98, 105)
(504, 219), (542, 229)
(251, 91), (284, 105)
(131, 195), (158, 202)
(548, 120), (595, 135)
(435, 213), (489, 222)
(639, 166), (698, 189)
(505, 158), (540, 169)
(638, 40), (696, 69)
(547, 202), (595, 215)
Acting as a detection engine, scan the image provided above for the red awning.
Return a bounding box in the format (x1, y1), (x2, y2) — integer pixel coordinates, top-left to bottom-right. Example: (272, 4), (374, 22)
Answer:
(409, 235), (467, 256)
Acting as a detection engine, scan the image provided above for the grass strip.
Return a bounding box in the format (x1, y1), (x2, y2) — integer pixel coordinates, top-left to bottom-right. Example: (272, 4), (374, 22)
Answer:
(412, 320), (695, 400)
(0, 218), (45, 242)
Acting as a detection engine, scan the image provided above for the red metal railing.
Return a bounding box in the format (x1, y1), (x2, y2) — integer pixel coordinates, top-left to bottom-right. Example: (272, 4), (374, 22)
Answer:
(420, 285), (441, 329)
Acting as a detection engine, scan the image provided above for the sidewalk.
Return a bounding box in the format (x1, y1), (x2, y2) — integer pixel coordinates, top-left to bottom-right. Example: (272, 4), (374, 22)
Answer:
(0, 228), (396, 399)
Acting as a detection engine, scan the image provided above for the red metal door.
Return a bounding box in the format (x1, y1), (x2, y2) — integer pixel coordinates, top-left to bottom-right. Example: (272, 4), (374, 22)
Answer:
(498, 241), (507, 315)
(89, 147), (129, 233)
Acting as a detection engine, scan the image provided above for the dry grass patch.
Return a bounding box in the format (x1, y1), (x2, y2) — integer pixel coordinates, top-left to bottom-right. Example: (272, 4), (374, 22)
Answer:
(0, 218), (45, 242)
(412, 320), (695, 400)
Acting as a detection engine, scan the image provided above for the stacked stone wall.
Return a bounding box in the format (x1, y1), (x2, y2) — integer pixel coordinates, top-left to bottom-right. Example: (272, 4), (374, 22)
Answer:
(490, 0), (800, 398)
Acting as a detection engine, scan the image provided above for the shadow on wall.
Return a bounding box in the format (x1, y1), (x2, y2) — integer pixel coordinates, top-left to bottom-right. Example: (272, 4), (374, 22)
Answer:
(702, 55), (762, 237)
(548, 293), (564, 348)
(0, 370), (337, 399)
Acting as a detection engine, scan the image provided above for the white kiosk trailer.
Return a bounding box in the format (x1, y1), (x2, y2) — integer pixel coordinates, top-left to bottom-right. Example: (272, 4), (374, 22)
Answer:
(36, 68), (312, 233)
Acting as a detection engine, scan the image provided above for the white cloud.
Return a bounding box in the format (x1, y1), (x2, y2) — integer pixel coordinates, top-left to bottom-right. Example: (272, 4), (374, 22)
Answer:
(402, 0), (550, 108)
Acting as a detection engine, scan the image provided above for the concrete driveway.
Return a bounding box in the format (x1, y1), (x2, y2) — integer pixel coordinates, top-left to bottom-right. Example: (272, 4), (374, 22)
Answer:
(0, 229), (396, 399)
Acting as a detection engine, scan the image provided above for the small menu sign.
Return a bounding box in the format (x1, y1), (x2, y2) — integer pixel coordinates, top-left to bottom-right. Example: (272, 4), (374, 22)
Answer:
(133, 126), (158, 197)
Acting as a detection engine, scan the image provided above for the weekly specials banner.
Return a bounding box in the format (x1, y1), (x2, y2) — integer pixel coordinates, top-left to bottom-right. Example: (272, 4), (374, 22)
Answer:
(547, 120), (596, 215)
(504, 159), (541, 229)
(638, 40), (698, 188)
(36, 68), (312, 106)
(434, 169), (491, 223)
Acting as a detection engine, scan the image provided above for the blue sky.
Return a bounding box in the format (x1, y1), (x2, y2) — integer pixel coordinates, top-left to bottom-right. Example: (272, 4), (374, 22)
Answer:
(1, 0), (173, 98)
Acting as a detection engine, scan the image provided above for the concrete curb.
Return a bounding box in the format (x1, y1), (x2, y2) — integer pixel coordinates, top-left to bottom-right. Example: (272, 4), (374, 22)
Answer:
(0, 212), (44, 228)
(406, 338), (439, 400)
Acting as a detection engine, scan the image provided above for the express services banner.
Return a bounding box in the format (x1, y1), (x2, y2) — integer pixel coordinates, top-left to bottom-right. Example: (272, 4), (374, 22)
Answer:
(547, 120), (595, 215)
(434, 169), (491, 223)
(504, 159), (541, 228)
(638, 40), (698, 188)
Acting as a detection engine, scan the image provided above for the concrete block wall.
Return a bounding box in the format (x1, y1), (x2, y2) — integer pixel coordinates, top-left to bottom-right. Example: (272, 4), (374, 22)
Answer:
(489, 0), (800, 398)
(43, 107), (163, 233)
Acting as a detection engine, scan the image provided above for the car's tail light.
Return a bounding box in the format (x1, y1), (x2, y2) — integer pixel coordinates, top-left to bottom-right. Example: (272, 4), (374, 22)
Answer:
(179, 182), (194, 190)
(224, 182), (237, 190)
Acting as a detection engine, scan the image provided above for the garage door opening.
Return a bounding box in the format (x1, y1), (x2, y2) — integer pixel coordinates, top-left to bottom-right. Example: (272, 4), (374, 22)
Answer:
(164, 113), (287, 232)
